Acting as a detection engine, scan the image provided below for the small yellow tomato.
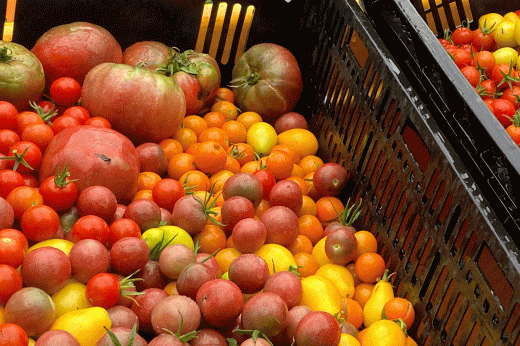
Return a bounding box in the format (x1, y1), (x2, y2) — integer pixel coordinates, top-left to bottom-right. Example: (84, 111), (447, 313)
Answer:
(51, 280), (91, 318)
(255, 243), (296, 275)
(311, 236), (332, 267)
(479, 13), (504, 32)
(515, 20), (520, 46)
(339, 333), (361, 346)
(504, 12), (520, 24)
(51, 306), (111, 346)
(300, 275), (343, 316)
(315, 263), (356, 299)
(493, 21), (518, 48)
(247, 122), (278, 157)
(26, 239), (75, 256)
(277, 128), (319, 158)
(493, 47), (519, 66)
(362, 319), (407, 346)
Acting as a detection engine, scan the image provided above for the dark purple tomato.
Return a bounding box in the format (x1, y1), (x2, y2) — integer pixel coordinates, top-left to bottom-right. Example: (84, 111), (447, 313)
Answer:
(294, 311), (341, 346)
(240, 292), (288, 338)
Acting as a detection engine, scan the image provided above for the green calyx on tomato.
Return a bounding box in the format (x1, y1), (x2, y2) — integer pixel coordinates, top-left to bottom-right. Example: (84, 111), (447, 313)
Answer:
(29, 100), (57, 124)
(118, 270), (145, 304)
(53, 163), (78, 188)
(0, 145), (33, 172)
(0, 47), (14, 63)
(105, 322), (139, 346)
(338, 198), (363, 226)
(231, 329), (274, 346)
(229, 71), (262, 87)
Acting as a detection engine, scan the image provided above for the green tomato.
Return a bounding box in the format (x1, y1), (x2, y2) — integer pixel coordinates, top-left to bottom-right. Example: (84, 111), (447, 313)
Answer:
(51, 280), (91, 318)
(246, 121), (278, 157)
(494, 47), (519, 66)
(493, 21), (518, 48)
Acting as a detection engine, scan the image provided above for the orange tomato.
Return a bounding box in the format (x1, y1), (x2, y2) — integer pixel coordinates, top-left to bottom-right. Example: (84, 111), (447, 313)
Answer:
(198, 127), (229, 150)
(193, 140), (228, 174)
(173, 127), (198, 151)
(293, 252), (319, 277)
(6, 186), (43, 219)
(215, 247), (242, 274)
(298, 214), (324, 245)
(167, 153), (196, 180)
(354, 230), (378, 259)
(182, 115), (208, 138)
(382, 297), (415, 331)
(287, 234), (314, 255)
(178, 170), (211, 192)
(223, 155), (241, 174)
(209, 170), (235, 192)
(221, 120), (247, 144)
(159, 139), (183, 162)
(315, 196), (345, 224)
(271, 144), (300, 164)
(203, 111), (227, 128)
(227, 142), (256, 167)
(211, 100), (238, 121)
(286, 176), (308, 196)
(215, 87), (235, 103)
(299, 155), (324, 175)
(137, 171), (162, 191)
(299, 195), (318, 217)
(133, 189), (153, 201)
(354, 252), (386, 284)
(265, 151), (293, 181)
(237, 111), (262, 130)
(196, 224), (227, 255)
(353, 283), (374, 309)
(342, 297), (364, 330)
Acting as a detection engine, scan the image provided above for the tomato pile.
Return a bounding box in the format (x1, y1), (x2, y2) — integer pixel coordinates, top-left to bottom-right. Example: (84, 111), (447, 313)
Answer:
(439, 10), (520, 144)
(1, 21), (417, 346)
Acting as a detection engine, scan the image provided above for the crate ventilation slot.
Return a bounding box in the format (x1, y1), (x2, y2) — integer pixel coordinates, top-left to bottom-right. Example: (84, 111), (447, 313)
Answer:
(416, 0), (473, 35)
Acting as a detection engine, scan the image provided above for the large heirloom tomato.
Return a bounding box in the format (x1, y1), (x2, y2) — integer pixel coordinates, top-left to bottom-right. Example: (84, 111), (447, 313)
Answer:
(122, 41), (176, 72)
(160, 50), (221, 116)
(230, 43), (303, 121)
(39, 125), (140, 204)
(81, 62), (186, 144)
(0, 41), (45, 111)
(31, 22), (122, 87)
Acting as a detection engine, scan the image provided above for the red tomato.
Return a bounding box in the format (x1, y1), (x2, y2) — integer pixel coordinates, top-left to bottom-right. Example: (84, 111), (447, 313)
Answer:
(0, 169), (25, 199)
(0, 228), (28, 254)
(38, 165), (79, 212)
(501, 86), (520, 109)
(108, 218), (142, 248)
(460, 66), (480, 87)
(0, 236), (25, 268)
(472, 50), (495, 78)
(152, 178), (186, 210)
(84, 116), (112, 129)
(20, 204), (60, 242)
(51, 115), (81, 135)
(451, 48), (472, 69)
(0, 129), (20, 155)
(70, 214), (110, 244)
(476, 79), (497, 98)
(49, 77), (82, 106)
(61, 105), (91, 124)
(472, 28), (495, 51)
(0, 264), (23, 305)
(3, 141), (42, 174)
(451, 26), (473, 46)
(491, 64), (519, 91)
(0, 101), (19, 131)
(85, 272), (121, 309)
(0, 323), (29, 346)
(490, 99), (515, 127)
(252, 169), (277, 199)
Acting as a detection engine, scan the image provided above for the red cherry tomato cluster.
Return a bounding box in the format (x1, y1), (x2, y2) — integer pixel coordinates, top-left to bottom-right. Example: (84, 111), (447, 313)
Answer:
(438, 17), (520, 145)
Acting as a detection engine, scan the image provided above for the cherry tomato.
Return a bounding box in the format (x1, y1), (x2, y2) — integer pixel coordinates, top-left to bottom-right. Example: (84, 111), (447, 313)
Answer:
(85, 272), (121, 309)
(70, 215), (110, 244)
(50, 77), (82, 106)
(0, 129), (20, 155)
(0, 236), (25, 268)
(501, 86), (520, 109)
(61, 106), (91, 124)
(0, 264), (23, 305)
(0, 101), (18, 131)
(491, 98), (515, 127)
(472, 28), (495, 51)
(0, 323), (29, 346)
(51, 115), (81, 135)
(3, 141), (42, 174)
(491, 63), (519, 91)
(108, 218), (142, 247)
(38, 165), (79, 212)
(0, 169), (25, 199)
(20, 204), (60, 242)
(451, 26), (473, 46)
(476, 79), (497, 98)
(472, 50), (496, 78)
(451, 48), (472, 69)
(252, 168), (276, 199)
(460, 66), (480, 87)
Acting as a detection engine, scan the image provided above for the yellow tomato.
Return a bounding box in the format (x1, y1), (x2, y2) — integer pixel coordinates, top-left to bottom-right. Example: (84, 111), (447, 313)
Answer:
(255, 243), (296, 275)
(0, 306), (4, 324)
(277, 128), (319, 158)
(209, 170), (235, 192)
(339, 333), (361, 346)
(52, 280), (91, 318)
(237, 111), (263, 130)
(515, 20), (520, 46)
(311, 236), (332, 267)
(493, 21), (518, 48)
(142, 225), (195, 254)
(362, 319), (407, 346)
(301, 275), (343, 316)
(493, 47), (519, 66)
(315, 263), (356, 299)
(247, 122), (278, 157)
(28, 339), (36, 346)
(26, 239), (75, 256)
(51, 307), (111, 346)
(479, 13), (504, 32)
(504, 12), (520, 24)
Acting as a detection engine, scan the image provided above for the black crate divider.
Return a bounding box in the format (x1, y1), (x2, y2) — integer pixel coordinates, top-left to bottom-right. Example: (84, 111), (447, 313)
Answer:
(3, 0), (520, 344)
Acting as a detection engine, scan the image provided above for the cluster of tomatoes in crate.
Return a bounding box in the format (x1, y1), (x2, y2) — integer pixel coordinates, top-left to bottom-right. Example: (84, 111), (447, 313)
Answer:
(1, 22), (417, 346)
(439, 10), (520, 144)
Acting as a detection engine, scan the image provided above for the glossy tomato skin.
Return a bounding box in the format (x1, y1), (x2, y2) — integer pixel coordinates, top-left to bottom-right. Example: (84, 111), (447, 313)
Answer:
(0, 41), (45, 111)
(231, 43), (303, 121)
(294, 311), (341, 346)
(85, 272), (120, 309)
(39, 125), (140, 204)
(0, 264), (23, 305)
(39, 174), (78, 212)
(31, 21), (122, 87)
(81, 62), (186, 143)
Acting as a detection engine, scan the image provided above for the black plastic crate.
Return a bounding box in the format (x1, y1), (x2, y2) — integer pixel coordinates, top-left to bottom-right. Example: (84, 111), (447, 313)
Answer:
(5, 0), (520, 345)
(362, 0), (520, 246)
